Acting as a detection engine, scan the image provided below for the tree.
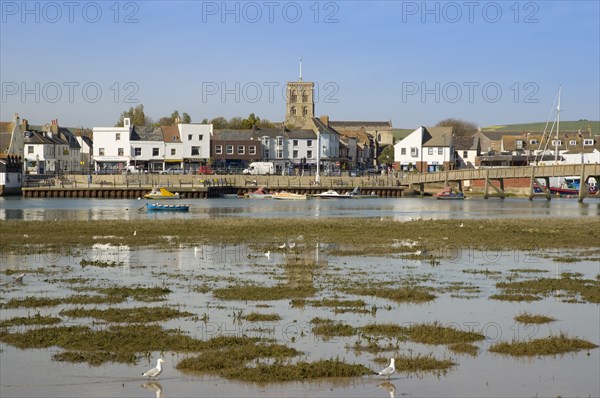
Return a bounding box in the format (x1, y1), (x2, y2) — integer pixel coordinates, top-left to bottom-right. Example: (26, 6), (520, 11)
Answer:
(228, 117), (243, 129)
(210, 116), (228, 129)
(377, 145), (395, 165)
(435, 118), (478, 136)
(241, 113), (260, 129)
(116, 104), (150, 126)
(156, 110), (192, 126)
(201, 118), (208, 124)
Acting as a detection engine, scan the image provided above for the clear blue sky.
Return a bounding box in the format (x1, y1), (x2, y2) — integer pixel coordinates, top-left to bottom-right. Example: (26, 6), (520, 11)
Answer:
(1, 0), (599, 129)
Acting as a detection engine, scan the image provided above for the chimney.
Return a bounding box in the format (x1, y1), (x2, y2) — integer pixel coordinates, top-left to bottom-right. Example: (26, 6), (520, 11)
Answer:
(175, 116), (181, 125)
(51, 119), (59, 134)
(124, 118), (131, 128)
(20, 119), (29, 132)
(319, 115), (329, 127)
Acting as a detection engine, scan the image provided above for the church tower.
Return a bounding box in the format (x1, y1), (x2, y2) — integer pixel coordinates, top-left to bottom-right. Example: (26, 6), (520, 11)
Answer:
(285, 57), (314, 129)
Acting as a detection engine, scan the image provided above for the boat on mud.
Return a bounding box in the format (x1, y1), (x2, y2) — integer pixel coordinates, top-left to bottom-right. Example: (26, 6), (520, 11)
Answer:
(144, 187), (180, 199)
(244, 187), (272, 199)
(434, 187), (465, 200)
(312, 189), (352, 199)
(272, 191), (308, 200)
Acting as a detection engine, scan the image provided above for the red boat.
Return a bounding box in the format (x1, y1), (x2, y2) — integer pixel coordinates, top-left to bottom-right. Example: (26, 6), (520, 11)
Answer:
(434, 187), (465, 200)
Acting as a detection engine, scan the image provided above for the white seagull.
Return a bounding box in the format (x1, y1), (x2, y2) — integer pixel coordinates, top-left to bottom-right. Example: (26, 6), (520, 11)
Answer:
(142, 358), (165, 379)
(376, 358), (396, 380)
(14, 273), (25, 283)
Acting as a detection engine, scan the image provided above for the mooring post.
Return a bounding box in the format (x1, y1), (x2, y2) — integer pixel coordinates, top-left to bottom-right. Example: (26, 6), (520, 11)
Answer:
(578, 164), (586, 203)
(528, 166), (535, 200)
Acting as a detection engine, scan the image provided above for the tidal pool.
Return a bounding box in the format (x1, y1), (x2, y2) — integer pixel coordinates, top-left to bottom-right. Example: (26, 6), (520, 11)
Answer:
(1, 243), (598, 397)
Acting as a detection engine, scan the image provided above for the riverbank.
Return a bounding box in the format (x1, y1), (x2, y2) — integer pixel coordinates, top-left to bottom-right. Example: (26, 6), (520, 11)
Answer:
(1, 218), (598, 254)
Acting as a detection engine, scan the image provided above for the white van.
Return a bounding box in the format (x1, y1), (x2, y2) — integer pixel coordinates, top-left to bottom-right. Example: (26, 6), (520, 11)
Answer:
(242, 162), (274, 175)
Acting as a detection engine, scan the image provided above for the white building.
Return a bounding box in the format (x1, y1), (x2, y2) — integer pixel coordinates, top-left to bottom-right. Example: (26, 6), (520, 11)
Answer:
(178, 123), (212, 171)
(93, 118), (133, 172)
(394, 126), (454, 172)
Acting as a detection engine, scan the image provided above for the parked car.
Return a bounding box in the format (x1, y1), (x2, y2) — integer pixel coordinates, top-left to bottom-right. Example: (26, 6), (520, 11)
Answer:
(159, 167), (184, 175)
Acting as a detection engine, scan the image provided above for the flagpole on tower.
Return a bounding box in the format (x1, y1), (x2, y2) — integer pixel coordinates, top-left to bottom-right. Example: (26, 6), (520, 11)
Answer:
(299, 56), (303, 81)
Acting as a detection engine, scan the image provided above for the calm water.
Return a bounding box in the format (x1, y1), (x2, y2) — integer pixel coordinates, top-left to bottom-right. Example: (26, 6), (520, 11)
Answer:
(1, 197), (599, 397)
(1, 196), (599, 221)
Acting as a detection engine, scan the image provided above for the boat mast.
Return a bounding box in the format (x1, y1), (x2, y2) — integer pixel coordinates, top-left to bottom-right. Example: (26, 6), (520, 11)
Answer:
(555, 86), (561, 164)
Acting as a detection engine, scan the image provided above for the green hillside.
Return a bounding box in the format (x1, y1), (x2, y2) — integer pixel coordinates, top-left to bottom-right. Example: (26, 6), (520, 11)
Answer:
(482, 120), (599, 134)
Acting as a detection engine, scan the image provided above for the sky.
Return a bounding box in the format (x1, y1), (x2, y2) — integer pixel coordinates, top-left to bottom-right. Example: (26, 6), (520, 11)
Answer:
(1, 0), (599, 129)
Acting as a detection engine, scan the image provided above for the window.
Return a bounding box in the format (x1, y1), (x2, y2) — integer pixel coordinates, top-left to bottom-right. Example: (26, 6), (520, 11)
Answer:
(171, 148), (176, 156)
(277, 137), (283, 146)
(188, 134), (192, 141)
(276, 149), (283, 159)
(99, 148), (105, 156)
(28, 146), (34, 154)
(307, 150), (313, 158)
(290, 90), (297, 103)
(262, 136), (269, 145)
(198, 134), (203, 141)
(172, 136), (177, 141)
(293, 140), (298, 147)
(134, 147), (141, 156)
(249, 146), (256, 155)
(118, 148), (124, 156)
(428, 148), (433, 155)
(410, 147), (418, 157)
(583, 139), (594, 146)
(115, 133), (120, 141)
(226, 145), (233, 155)
(529, 139), (538, 145)
(215, 145), (223, 155)
(302, 107), (308, 116)
(264, 149), (270, 158)
(569, 140), (577, 146)
(401, 148), (406, 156)
(551, 140), (562, 146)
(290, 106), (296, 116)
(293, 150), (298, 158)
(302, 91), (308, 102)
(307, 140), (312, 147)
(438, 148), (443, 155)
(237, 145), (245, 155)
(463, 151), (468, 158)
(191, 146), (200, 156)
(153, 148), (159, 156)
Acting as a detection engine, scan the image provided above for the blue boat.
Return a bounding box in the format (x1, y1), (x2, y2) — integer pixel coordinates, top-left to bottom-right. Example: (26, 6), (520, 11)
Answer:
(146, 203), (191, 212)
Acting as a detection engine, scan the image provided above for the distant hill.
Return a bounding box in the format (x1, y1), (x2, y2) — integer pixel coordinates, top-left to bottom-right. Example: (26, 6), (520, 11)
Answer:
(482, 120), (599, 134)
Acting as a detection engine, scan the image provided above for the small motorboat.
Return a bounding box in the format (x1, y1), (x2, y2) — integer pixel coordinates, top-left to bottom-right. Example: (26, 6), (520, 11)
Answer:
(272, 191), (308, 200)
(434, 187), (465, 200)
(146, 203), (190, 211)
(347, 186), (378, 199)
(244, 187), (272, 199)
(313, 189), (352, 199)
(144, 187), (180, 199)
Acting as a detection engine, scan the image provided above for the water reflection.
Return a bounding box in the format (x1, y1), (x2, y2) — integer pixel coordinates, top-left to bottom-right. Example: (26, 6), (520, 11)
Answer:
(377, 381), (396, 398)
(1, 196), (599, 221)
(141, 381), (162, 398)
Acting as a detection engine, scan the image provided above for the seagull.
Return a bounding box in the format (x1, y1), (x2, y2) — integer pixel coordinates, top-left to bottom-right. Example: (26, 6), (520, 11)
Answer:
(14, 273), (25, 283)
(460, 222), (464, 228)
(142, 358), (165, 379)
(278, 243), (287, 249)
(376, 358), (396, 380)
(133, 230), (137, 236)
